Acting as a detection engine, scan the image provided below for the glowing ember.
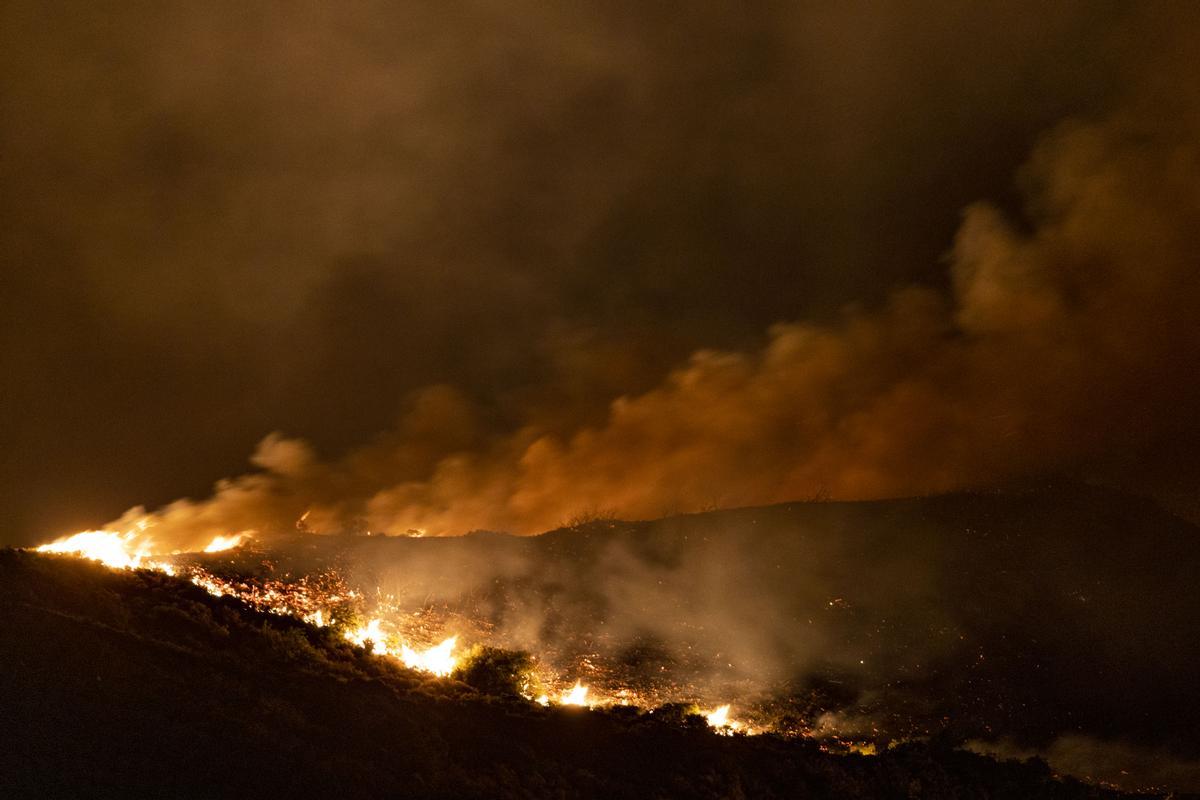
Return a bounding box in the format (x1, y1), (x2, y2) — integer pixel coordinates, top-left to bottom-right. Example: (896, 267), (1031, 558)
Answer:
(191, 574), (228, 596)
(203, 533), (247, 553)
(401, 636), (458, 677)
(36, 530), (148, 570)
(561, 681), (589, 706)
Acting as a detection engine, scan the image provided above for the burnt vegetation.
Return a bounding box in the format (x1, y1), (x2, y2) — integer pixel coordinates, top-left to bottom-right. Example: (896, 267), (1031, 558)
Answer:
(0, 540), (1185, 799)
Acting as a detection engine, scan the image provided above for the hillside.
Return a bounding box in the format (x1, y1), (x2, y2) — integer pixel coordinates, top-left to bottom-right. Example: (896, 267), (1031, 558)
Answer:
(197, 483), (1200, 779)
(0, 544), (1168, 799)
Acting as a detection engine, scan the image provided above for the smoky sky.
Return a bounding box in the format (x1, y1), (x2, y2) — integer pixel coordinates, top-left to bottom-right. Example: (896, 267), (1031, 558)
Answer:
(3, 2), (1196, 545)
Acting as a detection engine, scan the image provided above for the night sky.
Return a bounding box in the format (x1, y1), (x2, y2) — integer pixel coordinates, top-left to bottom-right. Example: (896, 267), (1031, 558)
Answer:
(4, 2), (1199, 546)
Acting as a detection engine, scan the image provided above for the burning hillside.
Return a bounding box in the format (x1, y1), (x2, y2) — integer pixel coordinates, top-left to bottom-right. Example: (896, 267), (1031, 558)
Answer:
(19, 485), (1200, 795)
(7, 5), (1200, 799)
(30, 523), (745, 726)
(2, 542), (1179, 800)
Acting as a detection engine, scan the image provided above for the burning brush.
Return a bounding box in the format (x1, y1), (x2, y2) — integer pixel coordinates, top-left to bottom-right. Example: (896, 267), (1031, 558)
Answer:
(31, 526), (746, 732)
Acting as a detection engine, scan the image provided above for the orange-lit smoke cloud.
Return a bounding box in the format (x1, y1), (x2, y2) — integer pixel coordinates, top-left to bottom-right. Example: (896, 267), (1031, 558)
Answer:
(99, 80), (1200, 550)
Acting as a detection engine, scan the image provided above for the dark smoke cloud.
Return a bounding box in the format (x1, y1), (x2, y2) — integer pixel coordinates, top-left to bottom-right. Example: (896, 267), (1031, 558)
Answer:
(85, 5), (1200, 550)
(4, 2), (1196, 546)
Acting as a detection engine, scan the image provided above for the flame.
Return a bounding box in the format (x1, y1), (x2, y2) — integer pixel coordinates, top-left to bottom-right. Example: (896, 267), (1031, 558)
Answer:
(401, 636), (458, 677)
(36, 530), (149, 569)
(344, 618), (391, 655)
(343, 621), (459, 675)
(705, 704), (741, 733)
(37, 527), (252, 568)
(561, 681), (589, 706)
(706, 704), (730, 727)
(203, 533), (246, 553)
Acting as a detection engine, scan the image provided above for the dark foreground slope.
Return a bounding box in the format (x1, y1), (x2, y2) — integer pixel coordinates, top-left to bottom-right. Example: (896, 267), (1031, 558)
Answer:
(0, 550), (1155, 800)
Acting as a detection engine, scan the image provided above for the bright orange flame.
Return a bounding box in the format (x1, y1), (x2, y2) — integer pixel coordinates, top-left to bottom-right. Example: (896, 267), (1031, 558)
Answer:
(705, 704), (741, 733)
(561, 681), (589, 706)
(344, 618), (391, 655)
(37, 527), (252, 569)
(36, 530), (148, 569)
(343, 620), (459, 675)
(401, 636), (458, 676)
(203, 533), (247, 553)
(706, 704), (730, 726)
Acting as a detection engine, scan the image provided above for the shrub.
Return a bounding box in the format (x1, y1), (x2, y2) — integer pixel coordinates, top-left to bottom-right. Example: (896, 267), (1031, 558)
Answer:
(452, 646), (536, 698)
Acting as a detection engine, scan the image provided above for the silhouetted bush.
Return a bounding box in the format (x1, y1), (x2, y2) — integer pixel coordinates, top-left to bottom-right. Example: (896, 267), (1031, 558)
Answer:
(452, 645), (536, 698)
(650, 702), (710, 731)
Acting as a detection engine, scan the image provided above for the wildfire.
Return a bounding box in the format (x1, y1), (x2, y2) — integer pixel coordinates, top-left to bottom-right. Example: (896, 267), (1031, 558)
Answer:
(705, 704), (741, 733)
(401, 636), (458, 676)
(36, 527), (250, 570)
(344, 618), (392, 655)
(561, 681), (589, 706)
(36, 530), (149, 570)
(203, 533), (246, 553)
(31, 528), (767, 740)
(706, 704), (731, 727)
(343, 619), (460, 675)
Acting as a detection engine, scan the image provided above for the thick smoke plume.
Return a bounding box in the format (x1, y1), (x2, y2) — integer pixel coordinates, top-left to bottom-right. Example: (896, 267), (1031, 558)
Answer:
(9, 1), (1181, 546)
(103, 59), (1200, 549)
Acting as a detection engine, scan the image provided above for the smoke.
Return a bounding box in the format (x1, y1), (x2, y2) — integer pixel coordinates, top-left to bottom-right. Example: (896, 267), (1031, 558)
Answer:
(208, 486), (1200, 787)
(968, 736), (1200, 793)
(5, 1), (1155, 545)
(12, 7), (1200, 791)
(95, 33), (1200, 549)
